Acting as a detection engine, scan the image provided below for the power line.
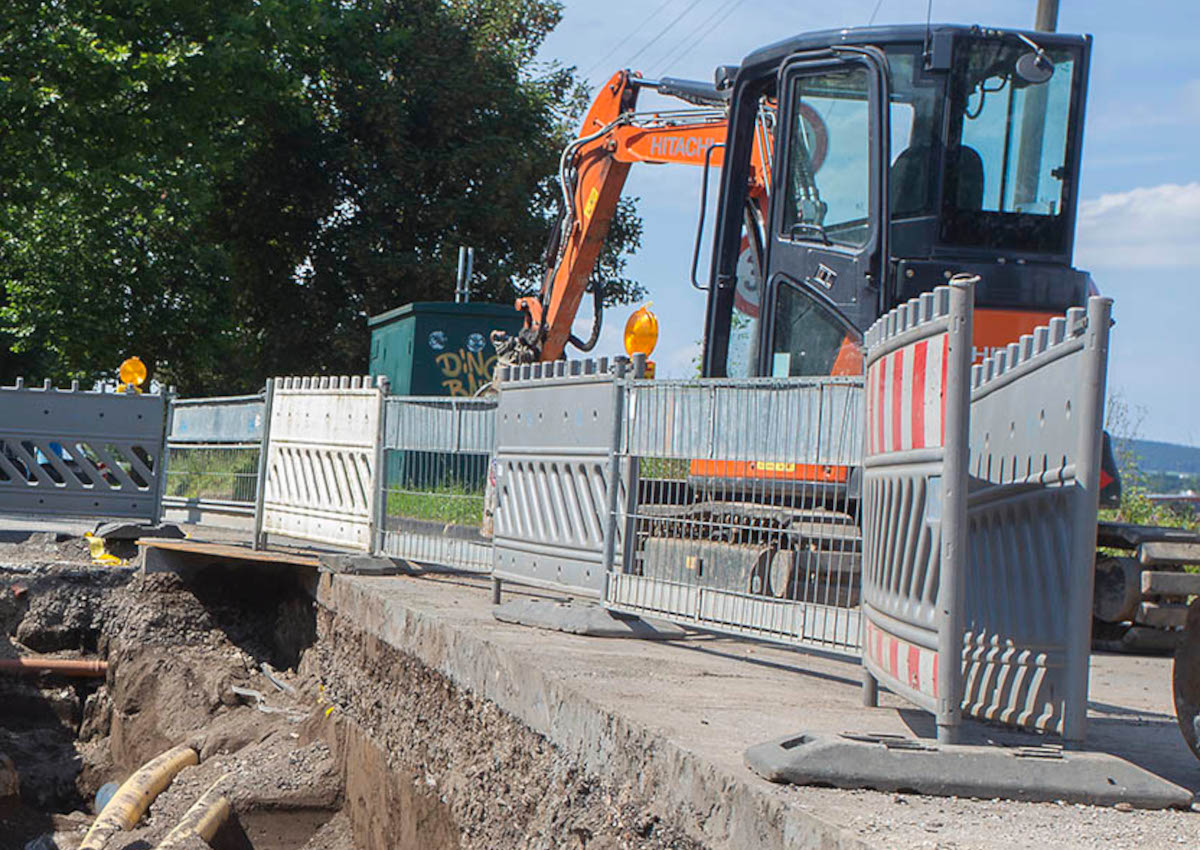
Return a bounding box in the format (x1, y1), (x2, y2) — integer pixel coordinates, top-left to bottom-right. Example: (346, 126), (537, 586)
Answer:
(649, 0), (728, 76)
(624, 0), (710, 69)
(867, 0), (886, 25)
(582, 0), (678, 79)
(653, 0), (748, 77)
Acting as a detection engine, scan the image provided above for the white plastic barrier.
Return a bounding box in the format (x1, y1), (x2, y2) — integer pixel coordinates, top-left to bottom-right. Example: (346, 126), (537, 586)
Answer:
(257, 376), (386, 551)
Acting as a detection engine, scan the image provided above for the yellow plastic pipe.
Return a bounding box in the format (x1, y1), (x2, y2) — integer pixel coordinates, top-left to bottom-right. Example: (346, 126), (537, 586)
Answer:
(156, 774), (232, 849)
(80, 744), (199, 850)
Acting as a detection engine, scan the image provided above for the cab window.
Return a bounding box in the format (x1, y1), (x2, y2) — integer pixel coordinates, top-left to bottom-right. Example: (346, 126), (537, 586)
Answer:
(770, 280), (862, 377)
(780, 66), (871, 247)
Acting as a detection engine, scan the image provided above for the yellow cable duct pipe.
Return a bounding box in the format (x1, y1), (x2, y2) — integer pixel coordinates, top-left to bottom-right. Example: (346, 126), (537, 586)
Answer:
(156, 773), (233, 849)
(80, 743), (199, 850)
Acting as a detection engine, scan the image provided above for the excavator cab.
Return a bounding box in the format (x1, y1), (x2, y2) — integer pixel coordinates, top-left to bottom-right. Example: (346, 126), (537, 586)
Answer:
(703, 25), (1093, 379)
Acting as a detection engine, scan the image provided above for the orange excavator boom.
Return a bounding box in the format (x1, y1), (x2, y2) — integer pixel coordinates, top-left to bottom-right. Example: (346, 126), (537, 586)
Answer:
(509, 70), (772, 363)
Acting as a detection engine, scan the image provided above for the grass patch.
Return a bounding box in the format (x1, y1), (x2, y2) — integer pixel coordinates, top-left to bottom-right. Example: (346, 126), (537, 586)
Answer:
(638, 456), (690, 480)
(386, 483), (484, 526)
(166, 447), (259, 501)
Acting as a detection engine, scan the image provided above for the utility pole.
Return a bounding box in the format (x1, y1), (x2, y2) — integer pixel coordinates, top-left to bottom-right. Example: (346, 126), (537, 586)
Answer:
(1035, 0), (1058, 31)
(1013, 0), (1059, 209)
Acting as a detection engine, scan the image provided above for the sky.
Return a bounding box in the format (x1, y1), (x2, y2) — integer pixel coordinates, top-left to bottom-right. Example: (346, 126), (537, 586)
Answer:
(535, 0), (1200, 446)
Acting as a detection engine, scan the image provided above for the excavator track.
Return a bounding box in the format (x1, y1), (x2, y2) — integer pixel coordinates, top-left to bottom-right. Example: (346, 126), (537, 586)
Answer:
(1093, 521), (1200, 653)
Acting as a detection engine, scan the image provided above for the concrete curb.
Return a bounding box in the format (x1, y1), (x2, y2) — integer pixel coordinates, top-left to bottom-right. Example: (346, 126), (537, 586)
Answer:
(315, 574), (873, 850)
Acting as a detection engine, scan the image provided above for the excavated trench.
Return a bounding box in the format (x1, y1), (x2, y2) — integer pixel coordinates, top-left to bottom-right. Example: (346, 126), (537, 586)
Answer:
(0, 534), (704, 850)
(0, 540), (349, 850)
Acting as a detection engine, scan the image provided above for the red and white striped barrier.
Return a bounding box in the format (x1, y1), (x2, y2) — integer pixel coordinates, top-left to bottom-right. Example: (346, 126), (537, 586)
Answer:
(860, 278), (976, 743)
(866, 331), (948, 455)
(864, 620), (939, 701)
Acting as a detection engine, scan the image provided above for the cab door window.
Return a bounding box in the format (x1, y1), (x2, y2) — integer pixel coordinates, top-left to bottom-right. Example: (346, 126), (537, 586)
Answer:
(781, 66), (872, 247)
(770, 280), (862, 377)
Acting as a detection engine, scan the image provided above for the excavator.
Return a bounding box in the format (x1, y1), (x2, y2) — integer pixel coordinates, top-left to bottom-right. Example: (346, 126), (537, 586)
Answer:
(504, 71), (772, 364)
(495, 23), (1200, 759)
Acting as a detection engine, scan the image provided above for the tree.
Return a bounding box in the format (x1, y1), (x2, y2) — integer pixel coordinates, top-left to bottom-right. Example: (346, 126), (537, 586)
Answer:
(0, 0), (642, 393)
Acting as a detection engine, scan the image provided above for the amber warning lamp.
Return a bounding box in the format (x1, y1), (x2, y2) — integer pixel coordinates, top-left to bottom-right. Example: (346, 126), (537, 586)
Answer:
(623, 303), (659, 378)
(117, 356), (147, 394)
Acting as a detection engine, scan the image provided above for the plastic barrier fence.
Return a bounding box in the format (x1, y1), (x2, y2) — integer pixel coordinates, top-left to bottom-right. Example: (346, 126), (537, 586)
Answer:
(860, 279), (975, 742)
(0, 380), (169, 522)
(491, 358), (632, 597)
(257, 376), (386, 551)
(163, 394), (265, 520)
(378, 396), (497, 572)
(961, 296), (1111, 740)
(606, 376), (864, 654)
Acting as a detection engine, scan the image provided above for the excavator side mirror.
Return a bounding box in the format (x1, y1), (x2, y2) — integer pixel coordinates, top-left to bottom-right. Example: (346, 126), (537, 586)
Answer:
(1014, 50), (1054, 85)
(714, 65), (738, 92)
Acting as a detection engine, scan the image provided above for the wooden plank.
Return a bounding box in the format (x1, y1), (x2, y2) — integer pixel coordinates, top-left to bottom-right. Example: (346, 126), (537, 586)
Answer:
(1138, 540), (1200, 567)
(1140, 570), (1200, 597)
(1134, 602), (1190, 630)
(136, 537), (322, 568)
(1097, 521), (1200, 550)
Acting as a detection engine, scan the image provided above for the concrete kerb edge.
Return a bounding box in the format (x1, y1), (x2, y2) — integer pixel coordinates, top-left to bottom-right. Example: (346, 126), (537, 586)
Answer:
(314, 574), (872, 850)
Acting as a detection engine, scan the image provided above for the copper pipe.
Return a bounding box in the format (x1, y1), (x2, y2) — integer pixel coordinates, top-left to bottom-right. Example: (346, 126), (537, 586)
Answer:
(0, 657), (107, 677)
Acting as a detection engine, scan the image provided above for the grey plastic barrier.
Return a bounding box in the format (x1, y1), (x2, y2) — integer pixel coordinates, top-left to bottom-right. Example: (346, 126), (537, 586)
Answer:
(0, 380), (169, 522)
(961, 296), (1111, 740)
(378, 395), (497, 572)
(490, 358), (633, 597)
(860, 279), (975, 743)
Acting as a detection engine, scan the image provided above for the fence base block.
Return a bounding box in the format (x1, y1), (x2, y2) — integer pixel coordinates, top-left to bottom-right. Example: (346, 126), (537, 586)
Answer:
(317, 553), (409, 576)
(744, 732), (1194, 810)
(94, 521), (185, 541)
(493, 598), (686, 640)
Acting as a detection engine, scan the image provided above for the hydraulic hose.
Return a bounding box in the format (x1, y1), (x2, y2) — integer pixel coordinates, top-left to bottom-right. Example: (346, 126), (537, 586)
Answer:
(80, 744), (199, 850)
(0, 657), (107, 677)
(156, 774), (233, 849)
(567, 281), (604, 352)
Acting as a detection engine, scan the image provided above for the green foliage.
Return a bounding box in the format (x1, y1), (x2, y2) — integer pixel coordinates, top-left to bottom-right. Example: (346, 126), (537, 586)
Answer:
(639, 456), (690, 480)
(0, 0), (642, 393)
(1102, 392), (1198, 532)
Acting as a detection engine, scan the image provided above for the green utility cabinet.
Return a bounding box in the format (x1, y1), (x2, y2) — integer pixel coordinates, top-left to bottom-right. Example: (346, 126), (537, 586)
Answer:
(368, 301), (524, 397)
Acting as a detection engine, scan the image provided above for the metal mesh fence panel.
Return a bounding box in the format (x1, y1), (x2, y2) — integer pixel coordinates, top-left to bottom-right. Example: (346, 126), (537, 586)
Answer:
(164, 445), (261, 504)
(378, 396), (497, 572)
(606, 376), (865, 654)
(163, 394), (264, 517)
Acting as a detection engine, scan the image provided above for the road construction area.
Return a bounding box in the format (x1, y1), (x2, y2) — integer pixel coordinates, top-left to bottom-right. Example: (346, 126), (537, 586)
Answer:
(0, 523), (1195, 850)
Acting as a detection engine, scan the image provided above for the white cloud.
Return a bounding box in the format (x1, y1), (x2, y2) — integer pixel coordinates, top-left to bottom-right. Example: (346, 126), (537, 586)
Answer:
(1075, 182), (1200, 270)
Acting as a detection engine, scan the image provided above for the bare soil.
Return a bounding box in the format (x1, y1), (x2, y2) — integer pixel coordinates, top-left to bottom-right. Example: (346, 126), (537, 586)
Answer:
(0, 551), (343, 850)
(304, 606), (705, 850)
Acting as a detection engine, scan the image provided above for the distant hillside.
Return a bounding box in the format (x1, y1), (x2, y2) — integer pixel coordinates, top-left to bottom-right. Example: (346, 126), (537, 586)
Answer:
(1118, 438), (1200, 475)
